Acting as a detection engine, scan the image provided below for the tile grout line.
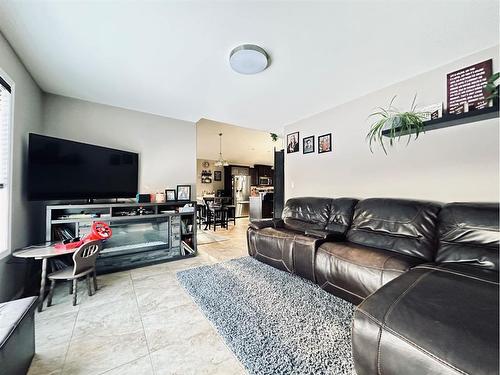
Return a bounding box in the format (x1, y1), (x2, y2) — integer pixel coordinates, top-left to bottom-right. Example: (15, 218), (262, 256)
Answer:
(59, 286), (82, 375)
(96, 353), (152, 375)
(130, 272), (157, 375)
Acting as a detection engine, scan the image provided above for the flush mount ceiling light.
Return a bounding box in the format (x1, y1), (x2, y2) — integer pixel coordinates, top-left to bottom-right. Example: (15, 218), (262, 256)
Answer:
(229, 44), (269, 74)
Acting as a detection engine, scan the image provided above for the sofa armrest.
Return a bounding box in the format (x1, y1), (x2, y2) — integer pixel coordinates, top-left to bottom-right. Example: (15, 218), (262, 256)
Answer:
(305, 229), (345, 241)
(249, 219), (284, 230)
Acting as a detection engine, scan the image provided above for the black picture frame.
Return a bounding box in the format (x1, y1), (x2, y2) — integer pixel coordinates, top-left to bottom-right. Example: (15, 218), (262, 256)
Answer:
(303, 136), (315, 154)
(214, 170), (222, 181)
(318, 133), (332, 153)
(286, 131), (300, 153)
(165, 189), (176, 201)
(176, 185), (191, 201)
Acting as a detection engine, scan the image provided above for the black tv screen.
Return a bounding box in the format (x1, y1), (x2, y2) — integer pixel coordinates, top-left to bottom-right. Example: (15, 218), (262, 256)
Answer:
(28, 133), (139, 201)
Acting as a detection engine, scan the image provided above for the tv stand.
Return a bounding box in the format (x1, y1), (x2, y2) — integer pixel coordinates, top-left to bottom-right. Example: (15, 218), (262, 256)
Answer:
(46, 201), (197, 273)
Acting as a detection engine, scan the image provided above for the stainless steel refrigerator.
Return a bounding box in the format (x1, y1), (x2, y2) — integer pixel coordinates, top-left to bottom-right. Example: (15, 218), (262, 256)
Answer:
(233, 175), (250, 217)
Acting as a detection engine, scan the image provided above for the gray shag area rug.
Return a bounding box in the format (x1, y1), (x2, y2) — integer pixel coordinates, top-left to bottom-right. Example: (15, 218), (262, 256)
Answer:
(176, 256), (356, 375)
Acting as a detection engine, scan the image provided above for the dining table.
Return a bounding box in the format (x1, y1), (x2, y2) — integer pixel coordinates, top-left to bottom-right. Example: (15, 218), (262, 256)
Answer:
(13, 243), (78, 312)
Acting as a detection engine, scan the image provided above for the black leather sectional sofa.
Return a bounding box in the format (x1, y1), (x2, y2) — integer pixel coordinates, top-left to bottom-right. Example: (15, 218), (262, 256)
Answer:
(247, 197), (499, 375)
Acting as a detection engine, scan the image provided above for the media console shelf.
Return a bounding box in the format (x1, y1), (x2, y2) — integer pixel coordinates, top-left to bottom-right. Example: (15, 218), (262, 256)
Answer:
(46, 201), (197, 273)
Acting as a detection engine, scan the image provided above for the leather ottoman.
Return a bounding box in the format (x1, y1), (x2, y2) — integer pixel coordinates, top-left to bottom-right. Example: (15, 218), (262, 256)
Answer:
(0, 296), (37, 375)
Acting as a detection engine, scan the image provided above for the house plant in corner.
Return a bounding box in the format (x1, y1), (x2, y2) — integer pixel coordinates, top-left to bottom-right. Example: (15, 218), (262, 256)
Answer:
(366, 95), (429, 154)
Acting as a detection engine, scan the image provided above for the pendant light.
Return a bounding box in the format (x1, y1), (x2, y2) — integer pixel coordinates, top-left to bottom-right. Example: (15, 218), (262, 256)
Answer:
(214, 133), (229, 167)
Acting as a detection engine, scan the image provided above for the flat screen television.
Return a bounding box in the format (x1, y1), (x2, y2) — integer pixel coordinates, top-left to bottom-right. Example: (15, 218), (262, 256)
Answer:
(28, 133), (139, 201)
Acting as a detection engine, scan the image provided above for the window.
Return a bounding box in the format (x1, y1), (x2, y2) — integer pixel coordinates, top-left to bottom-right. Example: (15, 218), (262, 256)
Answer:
(0, 74), (12, 255)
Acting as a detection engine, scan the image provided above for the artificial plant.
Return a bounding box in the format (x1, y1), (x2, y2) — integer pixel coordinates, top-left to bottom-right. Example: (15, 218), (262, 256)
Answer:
(484, 72), (499, 100)
(366, 95), (429, 155)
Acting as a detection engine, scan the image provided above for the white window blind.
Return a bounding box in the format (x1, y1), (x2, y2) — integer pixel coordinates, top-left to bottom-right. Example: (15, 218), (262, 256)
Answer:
(0, 76), (12, 254)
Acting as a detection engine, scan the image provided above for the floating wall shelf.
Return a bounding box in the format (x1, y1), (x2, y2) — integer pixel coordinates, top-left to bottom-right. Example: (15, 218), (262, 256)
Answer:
(381, 101), (499, 137)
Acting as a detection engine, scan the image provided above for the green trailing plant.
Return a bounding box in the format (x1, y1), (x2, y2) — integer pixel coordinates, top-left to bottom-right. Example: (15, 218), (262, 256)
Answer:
(484, 72), (499, 100)
(270, 133), (279, 142)
(366, 95), (429, 155)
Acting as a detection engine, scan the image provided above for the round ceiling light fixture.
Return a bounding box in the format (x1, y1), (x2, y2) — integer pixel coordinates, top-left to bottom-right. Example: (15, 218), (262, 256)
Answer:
(229, 44), (269, 74)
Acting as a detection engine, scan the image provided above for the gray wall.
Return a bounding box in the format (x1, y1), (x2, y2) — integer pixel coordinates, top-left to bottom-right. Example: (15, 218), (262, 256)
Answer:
(42, 94), (197, 197)
(0, 41), (197, 302)
(0, 32), (44, 301)
(285, 45), (499, 203)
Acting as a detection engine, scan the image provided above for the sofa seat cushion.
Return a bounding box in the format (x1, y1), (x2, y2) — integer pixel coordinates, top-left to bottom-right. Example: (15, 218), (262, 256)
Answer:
(247, 226), (320, 280)
(352, 264), (499, 375)
(315, 242), (423, 304)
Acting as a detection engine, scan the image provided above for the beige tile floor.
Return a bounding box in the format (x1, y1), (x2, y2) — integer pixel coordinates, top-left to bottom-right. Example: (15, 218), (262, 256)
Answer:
(29, 218), (250, 375)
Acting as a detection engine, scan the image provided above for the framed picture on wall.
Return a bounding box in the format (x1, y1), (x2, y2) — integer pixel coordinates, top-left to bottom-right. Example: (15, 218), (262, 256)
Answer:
(165, 189), (176, 201)
(287, 131), (300, 153)
(303, 136), (315, 154)
(214, 170), (222, 181)
(176, 185), (191, 201)
(318, 133), (332, 153)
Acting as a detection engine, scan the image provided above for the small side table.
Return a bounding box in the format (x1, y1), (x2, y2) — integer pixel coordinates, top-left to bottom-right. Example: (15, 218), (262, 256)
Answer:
(13, 244), (78, 312)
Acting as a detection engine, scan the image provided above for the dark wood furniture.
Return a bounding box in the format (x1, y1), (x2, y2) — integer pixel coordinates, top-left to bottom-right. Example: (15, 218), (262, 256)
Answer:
(199, 197), (237, 231)
(254, 164), (273, 178)
(273, 150), (285, 219)
(202, 198), (227, 231)
(250, 167), (258, 185)
(224, 205), (236, 226)
(45, 201), (197, 274)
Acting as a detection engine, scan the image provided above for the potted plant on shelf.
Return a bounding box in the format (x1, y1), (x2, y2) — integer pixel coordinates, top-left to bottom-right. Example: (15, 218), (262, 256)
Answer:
(366, 95), (429, 155)
(484, 72), (499, 106)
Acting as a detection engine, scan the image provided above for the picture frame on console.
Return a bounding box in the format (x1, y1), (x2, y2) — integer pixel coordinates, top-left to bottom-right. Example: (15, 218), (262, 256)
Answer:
(286, 131), (299, 153)
(318, 133), (332, 153)
(303, 136), (315, 154)
(165, 189), (176, 201)
(176, 185), (191, 201)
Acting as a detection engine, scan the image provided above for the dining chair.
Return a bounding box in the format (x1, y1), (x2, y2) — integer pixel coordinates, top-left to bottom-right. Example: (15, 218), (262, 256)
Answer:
(47, 240), (102, 307)
(204, 198), (227, 231)
(224, 204), (236, 226)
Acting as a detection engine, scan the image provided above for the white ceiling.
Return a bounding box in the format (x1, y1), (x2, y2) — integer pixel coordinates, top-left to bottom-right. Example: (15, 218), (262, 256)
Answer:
(0, 1), (498, 131)
(196, 119), (278, 166)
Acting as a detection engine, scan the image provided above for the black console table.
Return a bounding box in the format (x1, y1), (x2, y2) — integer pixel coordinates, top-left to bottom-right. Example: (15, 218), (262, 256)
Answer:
(45, 201), (197, 273)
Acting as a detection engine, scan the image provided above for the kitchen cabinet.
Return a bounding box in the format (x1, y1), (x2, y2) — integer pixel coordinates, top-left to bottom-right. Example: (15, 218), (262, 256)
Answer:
(255, 164), (273, 178)
(250, 168), (257, 186)
(231, 166), (249, 176)
(254, 164), (273, 185)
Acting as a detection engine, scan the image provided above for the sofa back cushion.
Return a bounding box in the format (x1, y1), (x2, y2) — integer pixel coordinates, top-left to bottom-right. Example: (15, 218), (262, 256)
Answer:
(282, 197), (332, 232)
(436, 202), (499, 271)
(347, 198), (441, 261)
(324, 198), (358, 235)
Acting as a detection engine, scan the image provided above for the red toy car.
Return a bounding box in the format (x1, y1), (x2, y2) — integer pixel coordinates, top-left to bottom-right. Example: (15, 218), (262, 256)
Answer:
(55, 221), (112, 250)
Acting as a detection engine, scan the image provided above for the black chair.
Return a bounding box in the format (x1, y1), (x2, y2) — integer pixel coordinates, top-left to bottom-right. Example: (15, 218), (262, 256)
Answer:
(196, 203), (205, 229)
(203, 198), (227, 231)
(224, 205), (236, 226)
